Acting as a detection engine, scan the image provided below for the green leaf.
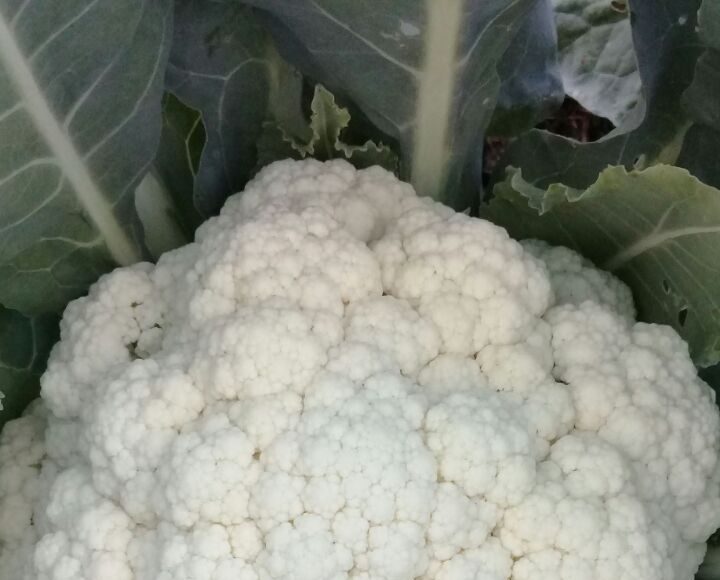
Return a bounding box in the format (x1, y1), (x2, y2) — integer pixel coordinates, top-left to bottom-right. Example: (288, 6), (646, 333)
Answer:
(167, 0), (277, 217)
(306, 85), (352, 159)
(675, 2), (720, 196)
(264, 46), (313, 146)
(244, 0), (539, 206)
(676, 125), (720, 190)
(553, 0), (640, 125)
(0, 306), (58, 428)
(258, 85), (399, 172)
(494, 0), (703, 190)
(700, 364), (720, 396)
(698, 541), (720, 579)
(0, 0), (172, 313)
(483, 164), (720, 367)
(255, 123), (305, 169)
(150, 92), (206, 237)
(490, 0), (564, 136)
(134, 171), (189, 259)
(684, 0), (720, 132)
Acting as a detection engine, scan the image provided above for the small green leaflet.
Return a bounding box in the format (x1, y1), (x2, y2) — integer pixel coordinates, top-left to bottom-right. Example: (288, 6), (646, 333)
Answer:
(257, 85), (399, 173)
(0, 307), (58, 428)
(483, 164), (720, 367)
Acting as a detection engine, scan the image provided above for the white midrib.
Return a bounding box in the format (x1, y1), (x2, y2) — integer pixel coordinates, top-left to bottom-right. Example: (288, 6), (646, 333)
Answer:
(605, 224), (720, 270)
(0, 12), (140, 265)
(410, 0), (463, 199)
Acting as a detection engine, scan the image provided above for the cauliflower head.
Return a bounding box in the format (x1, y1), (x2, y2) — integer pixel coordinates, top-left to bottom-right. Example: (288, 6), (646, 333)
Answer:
(1, 159), (719, 580)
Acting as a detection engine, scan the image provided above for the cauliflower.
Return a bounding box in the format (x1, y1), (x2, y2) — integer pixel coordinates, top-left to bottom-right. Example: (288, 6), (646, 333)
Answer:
(1, 159), (719, 580)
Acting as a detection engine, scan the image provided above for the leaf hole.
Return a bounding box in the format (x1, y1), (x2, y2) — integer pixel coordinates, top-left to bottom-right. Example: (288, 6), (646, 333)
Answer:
(662, 279), (670, 294)
(678, 307), (688, 327)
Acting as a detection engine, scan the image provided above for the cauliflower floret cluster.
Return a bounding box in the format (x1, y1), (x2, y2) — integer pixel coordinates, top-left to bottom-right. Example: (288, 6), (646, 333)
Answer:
(1, 159), (719, 580)
(520, 240), (635, 320)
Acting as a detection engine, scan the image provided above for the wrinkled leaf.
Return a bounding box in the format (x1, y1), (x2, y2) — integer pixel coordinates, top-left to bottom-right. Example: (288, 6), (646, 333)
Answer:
(553, 0), (640, 125)
(490, 0), (564, 136)
(258, 85), (398, 172)
(255, 124), (304, 169)
(0, 0), (172, 313)
(0, 307), (58, 428)
(167, 0), (276, 217)
(243, 0), (538, 206)
(305, 85), (352, 159)
(484, 164), (720, 367)
(495, 0), (702, 190)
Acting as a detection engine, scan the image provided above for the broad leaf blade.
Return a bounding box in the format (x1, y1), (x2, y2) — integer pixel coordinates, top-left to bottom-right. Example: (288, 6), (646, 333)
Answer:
(684, 0), (720, 132)
(484, 164), (720, 366)
(491, 0), (564, 136)
(243, 0), (537, 206)
(553, 0), (640, 125)
(0, 307), (58, 428)
(167, 0), (274, 217)
(0, 0), (172, 313)
(675, 2), (720, 196)
(495, 0), (702, 190)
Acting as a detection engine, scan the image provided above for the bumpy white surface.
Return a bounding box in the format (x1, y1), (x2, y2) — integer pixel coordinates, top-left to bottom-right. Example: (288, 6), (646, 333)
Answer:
(521, 240), (636, 321)
(1, 159), (719, 580)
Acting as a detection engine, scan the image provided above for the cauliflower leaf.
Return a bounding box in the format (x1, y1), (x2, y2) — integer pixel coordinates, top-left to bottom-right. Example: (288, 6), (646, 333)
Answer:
(553, 0), (640, 126)
(0, 307), (57, 428)
(0, 0), (172, 313)
(494, 0), (703, 190)
(257, 84), (399, 173)
(242, 0), (546, 205)
(484, 163), (720, 368)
